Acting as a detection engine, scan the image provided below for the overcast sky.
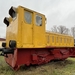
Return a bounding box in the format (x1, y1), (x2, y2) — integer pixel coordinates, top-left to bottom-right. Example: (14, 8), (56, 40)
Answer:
(0, 0), (75, 37)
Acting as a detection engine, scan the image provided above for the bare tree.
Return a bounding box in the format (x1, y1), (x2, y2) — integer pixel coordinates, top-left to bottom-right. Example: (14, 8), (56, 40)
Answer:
(51, 25), (70, 35)
(51, 25), (58, 33)
(64, 28), (70, 35)
(57, 25), (67, 34)
(71, 26), (75, 39)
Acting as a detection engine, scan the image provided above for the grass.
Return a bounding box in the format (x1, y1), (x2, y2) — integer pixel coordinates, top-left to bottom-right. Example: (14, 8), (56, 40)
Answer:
(0, 57), (75, 75)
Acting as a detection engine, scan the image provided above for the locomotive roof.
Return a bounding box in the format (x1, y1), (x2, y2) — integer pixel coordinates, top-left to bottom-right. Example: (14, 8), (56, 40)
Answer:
(18, 6), (45, 16)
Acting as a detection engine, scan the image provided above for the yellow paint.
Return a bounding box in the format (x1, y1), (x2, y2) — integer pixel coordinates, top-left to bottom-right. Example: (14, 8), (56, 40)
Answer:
(0, 41), (5, 48)
(46, 32), (74, 47)
(5, 6), (74, 48)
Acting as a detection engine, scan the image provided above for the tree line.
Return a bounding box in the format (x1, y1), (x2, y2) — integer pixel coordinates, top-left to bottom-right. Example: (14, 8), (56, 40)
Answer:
(51, 25), (75, 39)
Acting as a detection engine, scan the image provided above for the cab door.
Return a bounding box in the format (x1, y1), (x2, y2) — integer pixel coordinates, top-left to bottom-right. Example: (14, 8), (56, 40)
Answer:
(22, 10), (33, 47)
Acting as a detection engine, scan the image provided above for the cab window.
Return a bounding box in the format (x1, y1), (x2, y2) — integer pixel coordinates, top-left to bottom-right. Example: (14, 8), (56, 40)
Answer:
(36, 14), (42, 26)
(24, 11), (32, 24)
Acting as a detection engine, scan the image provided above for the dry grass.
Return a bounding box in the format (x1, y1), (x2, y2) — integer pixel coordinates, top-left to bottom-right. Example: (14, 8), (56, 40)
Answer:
(0, 57), (75, 75)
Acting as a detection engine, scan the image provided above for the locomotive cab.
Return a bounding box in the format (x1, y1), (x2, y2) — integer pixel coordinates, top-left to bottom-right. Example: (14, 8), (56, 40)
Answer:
(3, 6), (46, 48)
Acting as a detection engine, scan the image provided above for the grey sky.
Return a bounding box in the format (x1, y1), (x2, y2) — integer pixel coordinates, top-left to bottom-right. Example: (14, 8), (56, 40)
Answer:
(0, 0), (75, 37)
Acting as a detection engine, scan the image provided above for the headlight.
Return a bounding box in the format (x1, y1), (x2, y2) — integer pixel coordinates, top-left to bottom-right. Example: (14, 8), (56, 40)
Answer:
(9, 6), (17, 18)
(3, 17), (9, 27)
(9, 40), (16, 48)
(2, 42), (6, 47)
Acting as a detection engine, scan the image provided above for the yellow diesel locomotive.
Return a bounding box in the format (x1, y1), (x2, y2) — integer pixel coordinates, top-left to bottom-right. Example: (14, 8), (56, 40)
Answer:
(0, 6), (75, 70)
(4, 6), (74, 48)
